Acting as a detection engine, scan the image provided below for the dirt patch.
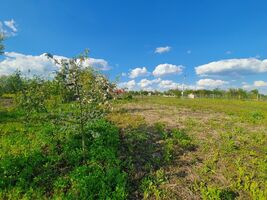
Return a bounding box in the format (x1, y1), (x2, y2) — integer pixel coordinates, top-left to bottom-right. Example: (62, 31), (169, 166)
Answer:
(0, 98), (14, 108)
(121, 103), (229, 130)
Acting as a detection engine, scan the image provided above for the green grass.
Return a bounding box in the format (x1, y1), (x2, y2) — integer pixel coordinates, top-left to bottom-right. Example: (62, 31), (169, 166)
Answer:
(1, 97), (267, 199)
(0, 104), (127, 199)
(140, 96), (267, 124)
(111, 96), (267, 199)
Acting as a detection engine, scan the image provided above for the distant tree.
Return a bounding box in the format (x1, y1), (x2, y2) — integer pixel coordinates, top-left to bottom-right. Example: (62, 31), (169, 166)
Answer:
(140, 90), (149, 96)
(213, 88), (224, 98)
(184, 89), (194, 96)
(237, 88), (248, 99)
(0, 71), (24, 97)
(250, 89), (259, 100)
(168, 89), (182, 97)
(228, 88), (237, 98)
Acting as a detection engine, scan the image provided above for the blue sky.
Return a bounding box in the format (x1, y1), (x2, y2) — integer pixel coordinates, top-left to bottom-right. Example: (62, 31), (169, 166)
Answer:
(1, 0), (267, 93)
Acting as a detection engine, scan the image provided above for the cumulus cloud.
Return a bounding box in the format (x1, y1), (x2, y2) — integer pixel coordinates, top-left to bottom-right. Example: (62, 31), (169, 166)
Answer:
(119, 78), (202, 91)
(118, 80), (136, 90)
(254, 80), (267, 87)
(0, 52), (111, 77)
(154, 46), (171, 54)
(129, 67), (149, 79)
(153, 63), (183, 77)
(142, 87), (154, 91)
(157, 80), (199, 90)
(242, 84), (253, 89)
(0, 52), (59, 77)
(138, 78), (161, 88)
(83, 57), (110, 71)
(158, 80), (179, 89)
(197, 79), (228, 87)
(195, 58), (267, 76)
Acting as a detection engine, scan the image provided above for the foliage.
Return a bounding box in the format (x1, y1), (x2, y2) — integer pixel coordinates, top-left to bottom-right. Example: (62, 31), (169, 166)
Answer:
(198, 182), (238, 200)
(172, 129), (193, 149)
(0, 115), (127, 199)
(0, 71), (23, 97)
(141, 169), (166, 200)
(45, 51), (115, 158)
(16, 76), (48, 117)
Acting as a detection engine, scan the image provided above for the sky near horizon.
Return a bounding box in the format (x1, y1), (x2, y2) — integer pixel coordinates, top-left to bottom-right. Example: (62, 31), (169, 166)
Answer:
(1, 0), (267, 93)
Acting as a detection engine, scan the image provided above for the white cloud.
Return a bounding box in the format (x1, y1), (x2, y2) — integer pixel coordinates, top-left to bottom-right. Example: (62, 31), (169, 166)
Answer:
(119, 78), (203, 92)
(0, 19), (17, 37)
(129, 67), (149, 79)
(242, 84), (253, 89)
(0, 52), (59, 77)
(142, 87), (154, 91)
(225, 51), (232, 55)
(254, 80), (267, 87)
(154, 46), (171, 54)
(118, 80), (136, 90)
(138, 78), (161, 88)
(197, 79), (228, 87)
(4, 19), (17, 32)
(195, 58), (267, 76)
(158, 80), (179, 89)
(153, 63), (183, 77)
(157, 80), (199, 91)
(83, 57), (110, 71)
(242, 82), (267, 95)
(0, 52), (110, 77)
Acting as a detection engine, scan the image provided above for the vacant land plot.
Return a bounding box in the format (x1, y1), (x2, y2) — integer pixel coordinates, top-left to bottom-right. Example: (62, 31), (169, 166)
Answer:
(109, 97), (267, 199)
(1, 97), (266, 199)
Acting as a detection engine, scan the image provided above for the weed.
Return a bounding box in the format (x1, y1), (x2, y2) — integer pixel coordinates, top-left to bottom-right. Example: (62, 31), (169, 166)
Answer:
(140, 169), (166, 200)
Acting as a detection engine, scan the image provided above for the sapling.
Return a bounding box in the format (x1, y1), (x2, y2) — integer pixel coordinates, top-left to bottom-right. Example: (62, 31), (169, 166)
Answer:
(47, 50), (115, 160)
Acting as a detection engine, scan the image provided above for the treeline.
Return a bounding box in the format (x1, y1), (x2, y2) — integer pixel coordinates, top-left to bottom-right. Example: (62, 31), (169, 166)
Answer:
(127, 88), (266, 100)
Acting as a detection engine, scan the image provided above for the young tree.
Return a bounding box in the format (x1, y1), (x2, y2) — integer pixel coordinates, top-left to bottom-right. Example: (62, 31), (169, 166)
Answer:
(47, 50), (115, 160)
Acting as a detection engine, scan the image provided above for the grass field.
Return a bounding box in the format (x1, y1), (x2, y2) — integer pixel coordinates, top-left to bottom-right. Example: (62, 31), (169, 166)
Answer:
(0, 99), (127, 199)
(109, 97), (267, 199)
(0, 97), (266, 199)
